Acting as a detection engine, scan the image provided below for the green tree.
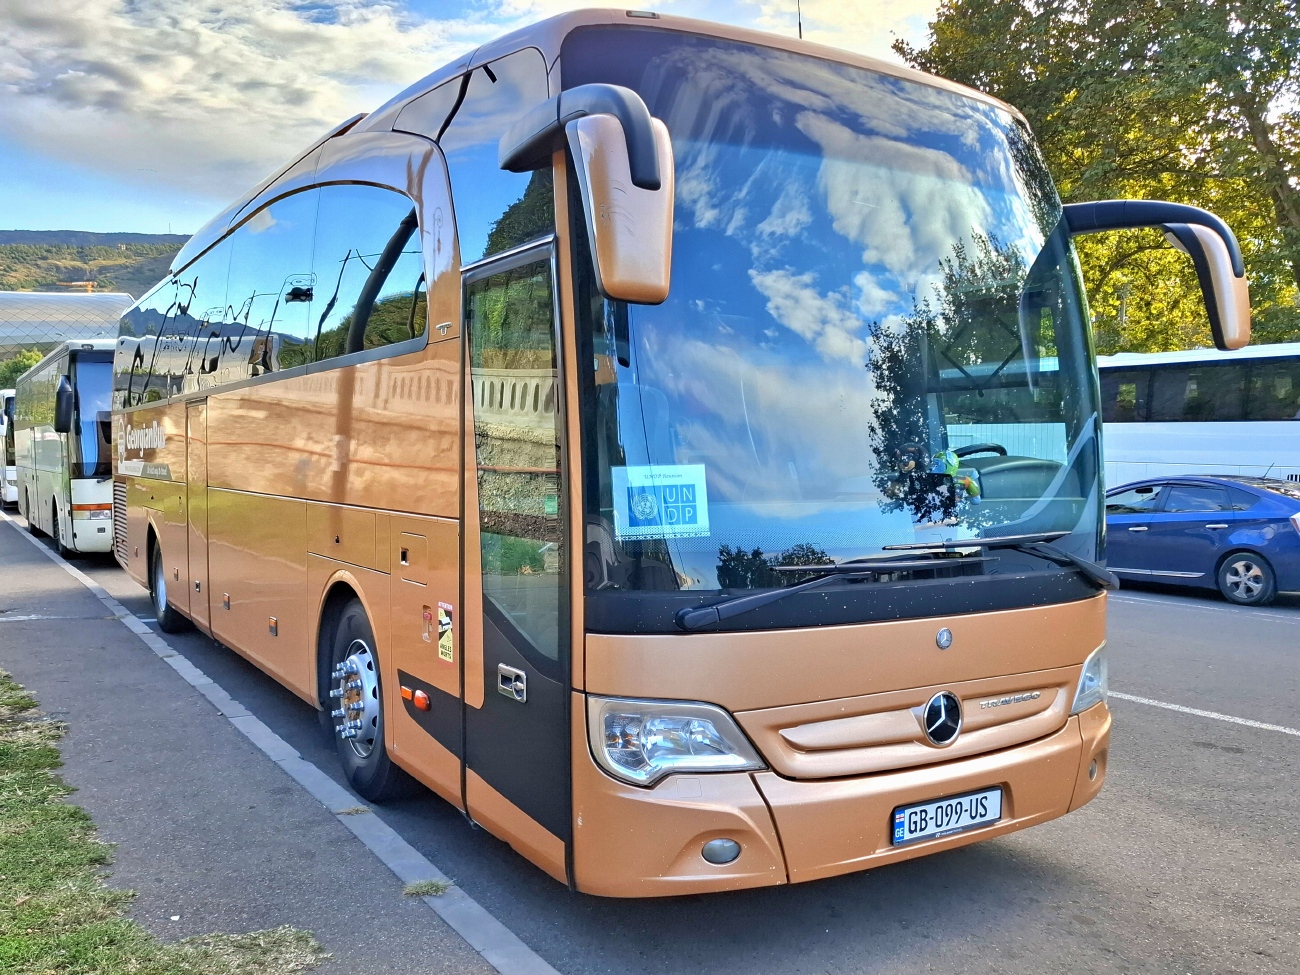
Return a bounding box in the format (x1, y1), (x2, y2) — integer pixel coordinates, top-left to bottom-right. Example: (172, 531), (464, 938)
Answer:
(0, 349), (43, 388)
(896, 0), (1300, 351)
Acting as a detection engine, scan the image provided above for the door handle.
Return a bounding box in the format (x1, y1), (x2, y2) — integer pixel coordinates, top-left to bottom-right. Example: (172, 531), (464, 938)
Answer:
(1127, 526), (1148, 532)
(497, 664), (527, 703)
(1206, 523), (1229, 529)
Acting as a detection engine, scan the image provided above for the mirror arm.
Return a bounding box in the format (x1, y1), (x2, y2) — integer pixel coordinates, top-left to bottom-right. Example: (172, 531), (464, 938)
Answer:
(499, 83), (661, 190)
(1062, 200), (1245, 277)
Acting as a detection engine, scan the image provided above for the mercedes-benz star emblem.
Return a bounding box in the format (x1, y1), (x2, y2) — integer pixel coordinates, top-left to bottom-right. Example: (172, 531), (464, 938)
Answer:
(923, 691), (962, 746)
(936, 627), (953, 649)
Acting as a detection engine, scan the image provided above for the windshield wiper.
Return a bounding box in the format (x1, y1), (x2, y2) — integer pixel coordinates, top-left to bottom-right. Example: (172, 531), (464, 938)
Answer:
(882, 532), (1119, 590)
(673, 554), (996, 631)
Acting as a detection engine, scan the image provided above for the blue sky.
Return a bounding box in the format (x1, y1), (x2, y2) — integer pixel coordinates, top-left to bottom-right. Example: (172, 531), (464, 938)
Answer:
(0, 0), (937, 235)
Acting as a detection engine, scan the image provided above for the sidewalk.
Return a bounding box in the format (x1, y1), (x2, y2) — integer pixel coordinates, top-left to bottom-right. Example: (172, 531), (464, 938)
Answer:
(0, 519), (493, 975)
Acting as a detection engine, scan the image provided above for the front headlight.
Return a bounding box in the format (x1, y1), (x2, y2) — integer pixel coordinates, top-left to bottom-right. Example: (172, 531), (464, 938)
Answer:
(587, 695), (765, 787)
(1071, 644), (1108, 714)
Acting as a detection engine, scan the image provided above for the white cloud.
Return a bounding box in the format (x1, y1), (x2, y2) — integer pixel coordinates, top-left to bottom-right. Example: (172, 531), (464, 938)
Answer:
(749, 266), (867, 365)
(0, 0), (946, 228)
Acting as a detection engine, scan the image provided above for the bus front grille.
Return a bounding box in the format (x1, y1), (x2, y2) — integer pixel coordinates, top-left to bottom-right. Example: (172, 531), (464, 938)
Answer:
(112, 480), (128, 565)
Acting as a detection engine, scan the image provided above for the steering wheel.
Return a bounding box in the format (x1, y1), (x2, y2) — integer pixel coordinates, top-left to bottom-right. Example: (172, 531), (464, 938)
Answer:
(954, 443), (1008, 458)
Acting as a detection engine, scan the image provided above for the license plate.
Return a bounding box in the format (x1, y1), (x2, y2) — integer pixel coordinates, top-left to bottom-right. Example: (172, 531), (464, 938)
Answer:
(892, 787), (1003, 845)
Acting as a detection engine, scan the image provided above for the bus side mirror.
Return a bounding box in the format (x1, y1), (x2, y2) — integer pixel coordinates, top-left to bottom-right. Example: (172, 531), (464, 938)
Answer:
(1161, 224), (1251, 351)
(566, 114), (674, 304)
(500, 83), (675, 304)
(1063, 200), (1251, 350)
(54, 378), (74, 434)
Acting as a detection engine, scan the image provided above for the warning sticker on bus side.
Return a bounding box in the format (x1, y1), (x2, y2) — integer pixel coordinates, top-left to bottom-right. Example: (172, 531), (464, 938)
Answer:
(611, 465), (710, 540)
(437, 602), (454, 663)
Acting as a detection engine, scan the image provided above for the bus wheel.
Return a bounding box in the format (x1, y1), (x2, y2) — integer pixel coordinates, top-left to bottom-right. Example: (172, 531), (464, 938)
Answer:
(53, 500), (72, 558)
(149, 537), (190, 633)
(1217, 553), (1276, 606)
(326, 598), (411, 802)
(24, 492), (42, 536)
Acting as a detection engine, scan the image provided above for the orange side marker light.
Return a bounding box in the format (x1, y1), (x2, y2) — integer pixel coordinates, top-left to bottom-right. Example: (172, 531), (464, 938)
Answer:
(413, 690), (431, 711)
(400, 685), (414, 702)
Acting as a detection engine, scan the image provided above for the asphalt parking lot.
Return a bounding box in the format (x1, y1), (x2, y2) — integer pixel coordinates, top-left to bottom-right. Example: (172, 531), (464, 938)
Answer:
(3, 520), (1297, 975)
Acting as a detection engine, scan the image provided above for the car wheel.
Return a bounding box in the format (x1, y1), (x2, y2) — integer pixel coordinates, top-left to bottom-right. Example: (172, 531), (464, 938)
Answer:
(149, 537), (191, 633)
(325, 598), (413, 802)
(1217, 553), (1276, 606)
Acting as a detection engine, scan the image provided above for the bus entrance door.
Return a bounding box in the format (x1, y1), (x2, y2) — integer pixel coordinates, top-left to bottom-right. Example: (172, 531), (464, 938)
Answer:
(462, 248), (571, 882)
(186, 401), (211, 631)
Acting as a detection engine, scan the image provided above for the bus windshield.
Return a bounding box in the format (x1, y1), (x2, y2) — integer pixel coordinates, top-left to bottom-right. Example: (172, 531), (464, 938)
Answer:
(72, 356), (113, 479)
(566, 28), (1101, 601)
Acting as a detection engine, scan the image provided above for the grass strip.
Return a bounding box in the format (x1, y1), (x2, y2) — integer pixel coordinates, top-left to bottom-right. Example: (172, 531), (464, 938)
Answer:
(0, 668), (328, 974)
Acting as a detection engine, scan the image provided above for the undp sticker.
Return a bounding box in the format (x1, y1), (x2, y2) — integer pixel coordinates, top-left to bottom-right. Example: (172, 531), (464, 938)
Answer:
(611, 465), (710, 540)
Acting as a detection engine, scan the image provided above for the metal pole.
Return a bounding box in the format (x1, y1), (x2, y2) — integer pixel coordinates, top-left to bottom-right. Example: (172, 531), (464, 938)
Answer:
(797, 0), (803, 39)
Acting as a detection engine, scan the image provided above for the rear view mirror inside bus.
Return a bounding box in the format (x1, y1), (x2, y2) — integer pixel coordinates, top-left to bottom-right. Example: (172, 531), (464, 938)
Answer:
(499, 83), (675, 304)
(1063, 199), (1251, 351)
(53, 377), (73, 434)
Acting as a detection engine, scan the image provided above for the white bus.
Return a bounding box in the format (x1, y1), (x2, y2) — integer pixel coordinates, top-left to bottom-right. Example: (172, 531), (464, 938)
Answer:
(14, 340), (116, 554)
(1, 389), (16, 505)
(1098, 343), (1300, 487)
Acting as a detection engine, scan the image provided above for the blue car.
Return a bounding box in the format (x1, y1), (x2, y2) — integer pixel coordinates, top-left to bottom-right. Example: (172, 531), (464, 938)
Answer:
(1105, 476), (1300, 605)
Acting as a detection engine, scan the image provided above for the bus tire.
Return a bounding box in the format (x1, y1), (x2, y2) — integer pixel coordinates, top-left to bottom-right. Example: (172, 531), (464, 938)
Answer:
(53, 500), (73, 558)
(24, 492), (42, 536)
(149, 537), (191, 633)
(325, 597), (413, 802)
(1217, 552), (1276, 606)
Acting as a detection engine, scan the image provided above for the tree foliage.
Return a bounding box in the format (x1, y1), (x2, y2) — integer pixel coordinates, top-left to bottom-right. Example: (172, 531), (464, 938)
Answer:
(896, 0), (1300, 351)
(0, 349), (43, 388)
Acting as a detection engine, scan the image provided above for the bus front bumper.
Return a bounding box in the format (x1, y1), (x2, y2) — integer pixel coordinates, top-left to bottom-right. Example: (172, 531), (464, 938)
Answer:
(572, 701), (1110, 897)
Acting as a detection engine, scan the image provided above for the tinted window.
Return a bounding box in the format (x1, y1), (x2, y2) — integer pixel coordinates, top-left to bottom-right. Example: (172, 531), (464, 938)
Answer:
(310, 184), (426, 363)
(116, 279), (178, 408)
(1100, 368), (1149, 422)
(224, 190), (319, 377)
(1246, 358), (1300, 420)
(172, 238), (233, 393)
(1106, 485), (1163, 514)
(1149, 363), (1245, 421)
(1227, 486), (1259, 510)
(438, 49), (555, 263)
(1162, 484), (1231, 513)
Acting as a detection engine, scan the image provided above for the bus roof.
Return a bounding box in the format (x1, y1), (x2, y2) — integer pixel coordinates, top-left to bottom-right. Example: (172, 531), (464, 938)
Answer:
(15, 339), (117, 386)
(170, 8), (1022, 278)
(1097, 342), (1300, 369)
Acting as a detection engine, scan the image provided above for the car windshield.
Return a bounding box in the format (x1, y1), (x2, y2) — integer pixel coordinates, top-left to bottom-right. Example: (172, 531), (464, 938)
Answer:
(564, 28), (1101, 600)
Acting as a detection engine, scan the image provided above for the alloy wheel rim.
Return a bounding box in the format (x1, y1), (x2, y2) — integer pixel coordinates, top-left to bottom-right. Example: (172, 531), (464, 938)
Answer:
(1225, 560), (1264, 600)
(330, 638), (381, 758)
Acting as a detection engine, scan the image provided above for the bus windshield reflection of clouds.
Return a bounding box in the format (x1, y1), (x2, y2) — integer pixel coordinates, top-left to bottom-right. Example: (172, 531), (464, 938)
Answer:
(570, 32), (1099, 593)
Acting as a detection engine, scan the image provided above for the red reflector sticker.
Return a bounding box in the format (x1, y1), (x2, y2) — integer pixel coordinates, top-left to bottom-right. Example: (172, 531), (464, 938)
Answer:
(413, 690), (431, 711)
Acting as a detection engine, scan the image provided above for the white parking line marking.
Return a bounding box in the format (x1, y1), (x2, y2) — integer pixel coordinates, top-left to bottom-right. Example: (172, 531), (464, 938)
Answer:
(1110, 592), (1300, 624)
(1110, 691), (1300, 737)
(1, 512), (561, 975)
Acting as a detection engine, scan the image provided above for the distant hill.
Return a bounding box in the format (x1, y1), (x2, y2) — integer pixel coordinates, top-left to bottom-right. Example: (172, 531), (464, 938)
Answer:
(0, 229), (189, 298)
(0, 230), (189, 247)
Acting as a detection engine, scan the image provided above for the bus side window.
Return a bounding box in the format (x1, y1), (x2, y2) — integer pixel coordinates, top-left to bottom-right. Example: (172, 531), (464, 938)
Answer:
(223, 189), (321, 379)
(117, 279), (178, 408)
(436, 48), (555, 264)
(310, 185), (426, 363)
(1149, 363), (1245, 422)
(1245, 359), (1300, 421)
(173, 238), (232, 393)
(1100, 368), (1149, 423)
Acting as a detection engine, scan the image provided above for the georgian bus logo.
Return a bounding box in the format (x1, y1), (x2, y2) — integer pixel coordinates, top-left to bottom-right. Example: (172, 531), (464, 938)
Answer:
(922, 691), (962, 746)
(120, 420), (166, 459)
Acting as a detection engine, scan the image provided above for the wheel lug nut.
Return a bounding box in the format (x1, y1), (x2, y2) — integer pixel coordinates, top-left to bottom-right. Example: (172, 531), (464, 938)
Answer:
(330, 708), (345, 719)
(329, 688), (344, 698)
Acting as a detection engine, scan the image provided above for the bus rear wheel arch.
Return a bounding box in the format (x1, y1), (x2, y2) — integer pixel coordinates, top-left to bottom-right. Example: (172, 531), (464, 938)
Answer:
(319, 592), (413, 802)
(1216, 551), (1276, 606)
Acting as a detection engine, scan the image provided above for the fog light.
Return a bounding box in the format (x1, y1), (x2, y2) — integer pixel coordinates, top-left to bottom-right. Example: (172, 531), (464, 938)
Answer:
(1088, 759), (1098, 781)
(701, 838), (741, 865)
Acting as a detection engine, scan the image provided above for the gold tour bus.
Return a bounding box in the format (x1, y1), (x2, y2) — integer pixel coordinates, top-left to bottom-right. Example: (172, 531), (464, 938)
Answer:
(111, 10), (1251, 896)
